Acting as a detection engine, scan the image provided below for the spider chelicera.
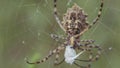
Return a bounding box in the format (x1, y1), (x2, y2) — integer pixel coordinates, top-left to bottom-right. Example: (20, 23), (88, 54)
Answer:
(26, 0), (104, 68)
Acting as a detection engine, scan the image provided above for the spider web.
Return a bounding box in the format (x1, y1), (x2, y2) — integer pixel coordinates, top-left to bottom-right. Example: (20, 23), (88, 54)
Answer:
(0, 0), (120, 68)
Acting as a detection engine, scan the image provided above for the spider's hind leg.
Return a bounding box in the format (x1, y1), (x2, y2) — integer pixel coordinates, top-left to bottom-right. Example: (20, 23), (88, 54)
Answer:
(78, 43), (102, 62)
(74, 62), (90, 68)
(54, 46), (65, 65)
(86, 44), (102, 62)
(25, 50), (54, 64)
(76, 40), (102, 67)
(25, 45), (65, 64)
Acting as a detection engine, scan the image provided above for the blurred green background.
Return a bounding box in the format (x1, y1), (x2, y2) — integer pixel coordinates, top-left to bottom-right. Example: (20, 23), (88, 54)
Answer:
(0, 0), (120, 68)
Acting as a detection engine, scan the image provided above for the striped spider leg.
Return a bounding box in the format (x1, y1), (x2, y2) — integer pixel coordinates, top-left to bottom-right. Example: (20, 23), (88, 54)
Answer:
(26, 43), (66, 65)
(74, 40), (102, 68)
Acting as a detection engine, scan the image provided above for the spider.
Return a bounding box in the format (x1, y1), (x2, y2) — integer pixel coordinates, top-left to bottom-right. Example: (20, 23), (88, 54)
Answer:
(26, 0), (104, 68)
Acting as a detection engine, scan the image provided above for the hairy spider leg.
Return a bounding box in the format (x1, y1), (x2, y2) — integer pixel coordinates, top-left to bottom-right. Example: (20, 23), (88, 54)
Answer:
(75, 40), (102, 67)
(54, 47), (65, 65)
(26, 44), (65, 64)
(74, 0), (104, 38)
(53, 0), (66, 31)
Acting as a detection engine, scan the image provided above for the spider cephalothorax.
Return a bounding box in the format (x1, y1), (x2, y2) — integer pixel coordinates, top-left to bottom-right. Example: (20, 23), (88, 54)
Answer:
(26, 0), (104, 68)
(62, 4), (89, 36)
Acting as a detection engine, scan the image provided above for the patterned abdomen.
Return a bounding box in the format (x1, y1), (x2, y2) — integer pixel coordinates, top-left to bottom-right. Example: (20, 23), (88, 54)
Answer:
(62, 4), (89, 35)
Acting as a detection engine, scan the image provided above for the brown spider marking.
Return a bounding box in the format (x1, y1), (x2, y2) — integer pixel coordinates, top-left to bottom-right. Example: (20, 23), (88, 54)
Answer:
(62, 4), (89, 36)
(61, 4), (90, 48)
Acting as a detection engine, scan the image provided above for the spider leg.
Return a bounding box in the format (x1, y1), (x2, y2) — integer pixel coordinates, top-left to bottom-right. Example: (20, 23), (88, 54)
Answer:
(53, 0), (66, 31)
(75, 40), (102, 68)
(54, 46), (65, 65)
(79, 39), (95, 46)
(26, 45), (65, 64)
(73, 0), (104, 38)
(74, 62), (90, 68)
(80, 39), (95, 44)
(79, 44), (102, 61)
(55, 58), (65, 65)
(86, 44), (102, 62)
(51, 34), (65, 42)
(25, 50), (54, 64)
(75, 59), (91, 62)
(54, 50), (60, 65)
(74, 50), (92, 68)
(74, 49), (92, 68)
(54, 53), (65, 65)
(90, 0), (104, 28)
(76, 45), (101, 68)
(77, 39), (94, 50)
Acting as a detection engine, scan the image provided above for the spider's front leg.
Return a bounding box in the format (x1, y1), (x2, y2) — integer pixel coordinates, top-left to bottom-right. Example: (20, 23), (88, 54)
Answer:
(53, 0), (66, 32)
(51, 34), (65, 42)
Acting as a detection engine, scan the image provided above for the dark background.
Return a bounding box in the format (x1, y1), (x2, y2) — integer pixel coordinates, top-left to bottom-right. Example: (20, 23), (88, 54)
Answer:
(0, 0), (120, 68)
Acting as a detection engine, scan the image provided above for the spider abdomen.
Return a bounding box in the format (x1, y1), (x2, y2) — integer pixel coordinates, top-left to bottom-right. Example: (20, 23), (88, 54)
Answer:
(62, 4), (89, 35)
